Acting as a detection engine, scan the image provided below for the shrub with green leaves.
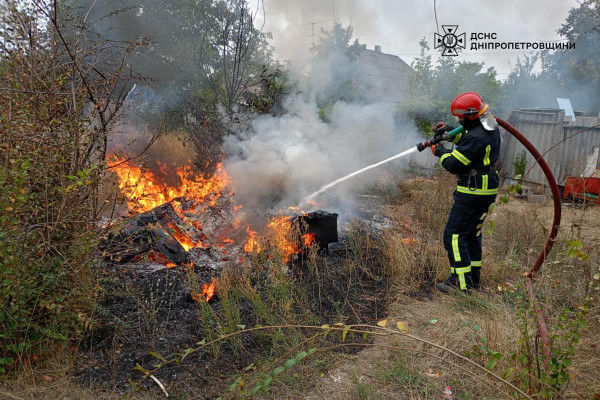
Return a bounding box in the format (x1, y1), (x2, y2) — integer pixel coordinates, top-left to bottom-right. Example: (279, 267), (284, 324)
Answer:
(513, 150), (528, 177)
(0, 3), (130, 372)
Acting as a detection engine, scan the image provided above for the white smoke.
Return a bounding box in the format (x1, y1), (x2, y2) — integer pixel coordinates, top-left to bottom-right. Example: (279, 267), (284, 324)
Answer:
(223, 52), (430, 217)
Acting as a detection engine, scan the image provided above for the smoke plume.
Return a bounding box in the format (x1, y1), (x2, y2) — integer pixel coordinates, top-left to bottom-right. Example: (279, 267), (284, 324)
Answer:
(223, 49), (429, 218)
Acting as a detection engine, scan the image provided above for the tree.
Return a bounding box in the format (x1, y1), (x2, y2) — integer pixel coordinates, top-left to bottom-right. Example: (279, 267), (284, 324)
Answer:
(403, 38), (503, 134)
(409, 38), (434, 100)
(311, 21), (362, 60)
(200, 0), (274, 120)
(541, 0), (600, 113)
(309, 22), (364, 120)
(501, 54), (551, 110)
(80, 0), (275, 127)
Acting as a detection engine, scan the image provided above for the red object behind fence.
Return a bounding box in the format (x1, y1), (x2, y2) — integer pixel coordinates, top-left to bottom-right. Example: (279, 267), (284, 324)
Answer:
(563, 176), (600, 204)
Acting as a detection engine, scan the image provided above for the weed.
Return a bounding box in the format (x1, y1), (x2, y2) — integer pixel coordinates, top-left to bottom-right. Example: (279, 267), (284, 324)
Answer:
(385, 353), (431, 394)
(0, 1), (149, 374)
(353, 378), (373, 399)
(127, 274), (176, 339)
(0, 126), (99, 374)
(376, 173), (454, 293)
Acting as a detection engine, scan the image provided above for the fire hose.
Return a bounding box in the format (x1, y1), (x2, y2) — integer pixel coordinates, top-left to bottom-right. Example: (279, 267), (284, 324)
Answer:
(308, 116), (561, 363)
(417, 117), (562, 363)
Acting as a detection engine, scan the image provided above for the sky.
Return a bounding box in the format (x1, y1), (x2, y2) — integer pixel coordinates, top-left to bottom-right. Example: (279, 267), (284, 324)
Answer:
(250, 0), (580, 79)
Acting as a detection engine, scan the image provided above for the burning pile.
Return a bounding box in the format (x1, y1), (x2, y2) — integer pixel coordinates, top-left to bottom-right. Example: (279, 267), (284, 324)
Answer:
(108, 156), (230, 214)
(103, 154), (338, 299)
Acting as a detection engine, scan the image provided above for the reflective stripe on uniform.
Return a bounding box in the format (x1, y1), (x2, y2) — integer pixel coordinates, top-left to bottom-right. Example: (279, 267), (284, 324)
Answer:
(451, 132), (463, 144)
(483, 145), (491, 166)
(456, 186), (498, 195)
(450, 266), (471, 290)
(451, 150), (471, 165)
(452, 234), (461, 262)
(471, 260), (482, 267)
(440, 153), (452, 163)
(482, 174), (488, 191)
(450, 266), (472, 273)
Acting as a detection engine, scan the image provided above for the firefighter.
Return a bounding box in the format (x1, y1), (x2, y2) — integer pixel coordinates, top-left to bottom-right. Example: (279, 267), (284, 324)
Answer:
(431, 92), (501, 293)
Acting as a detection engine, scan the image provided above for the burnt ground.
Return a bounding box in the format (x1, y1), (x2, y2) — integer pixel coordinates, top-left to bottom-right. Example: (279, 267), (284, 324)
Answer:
(77, 264), (209, 388)
(75, 200), (394, 396)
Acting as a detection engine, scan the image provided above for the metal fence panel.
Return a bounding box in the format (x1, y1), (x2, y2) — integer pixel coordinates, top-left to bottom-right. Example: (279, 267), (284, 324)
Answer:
(500, 109), (600, 187)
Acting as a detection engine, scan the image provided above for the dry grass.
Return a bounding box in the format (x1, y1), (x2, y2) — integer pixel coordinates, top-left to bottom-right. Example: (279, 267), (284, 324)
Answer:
(376, 172), (455, 293)
(299, 292), (522, 400)
(0, 356), (167, 400)
(300, 177), (600, 400)
(3, 174), (599, 400)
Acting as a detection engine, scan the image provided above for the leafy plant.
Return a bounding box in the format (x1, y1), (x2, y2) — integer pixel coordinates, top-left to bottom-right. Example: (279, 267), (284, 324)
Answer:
(498, 241), (598, 398)
(0, 1), (146, 373)
(513, 151), (528, 179)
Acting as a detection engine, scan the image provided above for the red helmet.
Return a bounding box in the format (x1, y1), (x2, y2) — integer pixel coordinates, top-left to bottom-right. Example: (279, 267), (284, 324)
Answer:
(450, 92), (489, 120)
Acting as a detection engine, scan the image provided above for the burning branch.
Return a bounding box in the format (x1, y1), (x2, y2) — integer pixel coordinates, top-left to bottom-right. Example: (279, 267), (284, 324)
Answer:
(192, 280), (217, 303)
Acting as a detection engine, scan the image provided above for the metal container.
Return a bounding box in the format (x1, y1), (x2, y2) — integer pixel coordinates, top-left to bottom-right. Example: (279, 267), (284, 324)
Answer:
(294, 210), (338, 250)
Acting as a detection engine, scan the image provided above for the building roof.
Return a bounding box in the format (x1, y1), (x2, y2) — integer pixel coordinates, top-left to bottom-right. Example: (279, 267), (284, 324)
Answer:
(358, 47), (415, 104)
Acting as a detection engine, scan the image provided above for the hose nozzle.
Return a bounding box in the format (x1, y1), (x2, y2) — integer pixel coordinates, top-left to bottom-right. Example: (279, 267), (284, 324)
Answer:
(415, 126), (465, 152)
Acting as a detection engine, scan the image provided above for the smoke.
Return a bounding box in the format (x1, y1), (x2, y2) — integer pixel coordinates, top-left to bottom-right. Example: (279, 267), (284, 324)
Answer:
(224, 98), (423, 217)
(255, 0), (578, 74)
(252, 0), (381, 63)
(223, 48), (427, 219)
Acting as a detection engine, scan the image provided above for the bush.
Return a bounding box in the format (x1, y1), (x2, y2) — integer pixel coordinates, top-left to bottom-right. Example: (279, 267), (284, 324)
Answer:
(0, 52), (100, 372)
(0, 3), (137, 372)
(0, 156), (98, 373)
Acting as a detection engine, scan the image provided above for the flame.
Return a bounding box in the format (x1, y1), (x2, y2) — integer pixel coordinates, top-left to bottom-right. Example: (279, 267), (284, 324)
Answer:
(148, 251), (177, 267)
(302, 232), (316, 247)
(107, 156), (229, 213)
(107, 154), (308, 263)
(107, 155), (230, 251)
(287, 206), (310, 216)
(156, 160), (169, 175)
(266, 216), (298, 262)
(244, 227), (262, 253)
(193, 280), (216, 302)
(167, 222), (204, 251)
(191, 220), (202, 230)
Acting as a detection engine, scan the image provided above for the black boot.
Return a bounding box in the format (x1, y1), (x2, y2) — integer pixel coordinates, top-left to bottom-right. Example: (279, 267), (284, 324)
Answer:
(436, 272), (473, 294)
(435, 274), (459, 294)
(471, 267), (481, 290)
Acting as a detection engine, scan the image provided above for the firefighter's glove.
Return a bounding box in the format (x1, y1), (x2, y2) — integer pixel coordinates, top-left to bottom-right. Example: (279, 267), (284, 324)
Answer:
(433, 122), (455, 136)
(432, 144), (445, 157)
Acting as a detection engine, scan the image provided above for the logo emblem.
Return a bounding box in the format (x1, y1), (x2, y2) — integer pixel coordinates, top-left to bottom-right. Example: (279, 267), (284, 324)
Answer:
(434, 25), (466, 56)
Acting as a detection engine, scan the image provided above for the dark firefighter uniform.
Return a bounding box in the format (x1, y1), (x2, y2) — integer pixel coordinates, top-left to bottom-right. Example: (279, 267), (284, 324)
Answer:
(434, 113), (501, 292)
